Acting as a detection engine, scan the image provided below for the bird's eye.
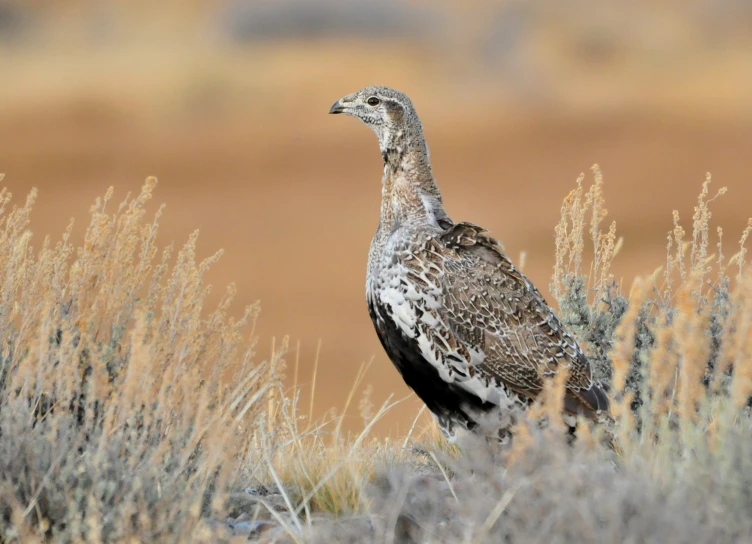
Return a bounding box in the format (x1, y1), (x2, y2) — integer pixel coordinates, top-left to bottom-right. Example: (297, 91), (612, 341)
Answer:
(366, 96), (380, 106)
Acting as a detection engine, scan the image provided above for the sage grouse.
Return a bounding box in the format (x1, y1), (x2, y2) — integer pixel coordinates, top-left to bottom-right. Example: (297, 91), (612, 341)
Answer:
(329, 86), (609, 441)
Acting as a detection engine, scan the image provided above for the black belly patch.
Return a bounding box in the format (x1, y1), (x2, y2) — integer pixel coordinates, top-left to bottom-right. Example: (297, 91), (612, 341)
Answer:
(367, 298), (498, 432)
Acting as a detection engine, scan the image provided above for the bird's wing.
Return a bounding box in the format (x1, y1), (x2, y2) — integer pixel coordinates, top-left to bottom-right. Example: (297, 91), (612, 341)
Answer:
(434, 222), (608, 416)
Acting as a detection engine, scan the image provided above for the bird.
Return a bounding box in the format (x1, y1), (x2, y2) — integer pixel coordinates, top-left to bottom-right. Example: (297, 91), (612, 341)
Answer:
(329, 85), (610, 442)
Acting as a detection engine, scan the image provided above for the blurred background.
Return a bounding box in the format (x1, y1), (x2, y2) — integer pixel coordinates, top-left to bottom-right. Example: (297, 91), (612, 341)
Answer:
(1, 0), (751, 435)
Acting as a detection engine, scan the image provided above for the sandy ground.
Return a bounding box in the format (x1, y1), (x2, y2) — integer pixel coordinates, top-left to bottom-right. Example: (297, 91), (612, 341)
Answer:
(1, 37), (751, 435)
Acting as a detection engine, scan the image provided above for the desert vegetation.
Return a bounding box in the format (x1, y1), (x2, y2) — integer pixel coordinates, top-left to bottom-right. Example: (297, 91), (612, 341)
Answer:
(0, 169), (751, 542)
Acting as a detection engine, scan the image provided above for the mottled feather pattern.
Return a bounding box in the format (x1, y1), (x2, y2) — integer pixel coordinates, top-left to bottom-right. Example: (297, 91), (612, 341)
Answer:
(440, 223), (606, 408)
(371, 222), (608, 420)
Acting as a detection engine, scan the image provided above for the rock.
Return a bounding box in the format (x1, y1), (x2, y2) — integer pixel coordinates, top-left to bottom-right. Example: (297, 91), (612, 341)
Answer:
(262, 494), (290, 512)
(226, 491), (260, 518)
(232, 519), (277, 537)
(246, 484), (278, 496)
(225, 489), (290, 523)
(234, 512), (252, 523)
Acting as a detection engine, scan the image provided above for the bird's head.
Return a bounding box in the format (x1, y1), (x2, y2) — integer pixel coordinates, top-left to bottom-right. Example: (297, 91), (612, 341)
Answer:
(330, 85), (444, 218)
(329, 86), (418, 150)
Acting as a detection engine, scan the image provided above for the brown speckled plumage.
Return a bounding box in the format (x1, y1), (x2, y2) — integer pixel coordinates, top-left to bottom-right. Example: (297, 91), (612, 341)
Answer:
(330, 86), (609, 440)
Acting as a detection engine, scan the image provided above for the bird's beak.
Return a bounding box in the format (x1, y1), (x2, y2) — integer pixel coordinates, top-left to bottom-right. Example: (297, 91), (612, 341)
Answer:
(328, 100), (345, 115)
(328, 93), (356, 115)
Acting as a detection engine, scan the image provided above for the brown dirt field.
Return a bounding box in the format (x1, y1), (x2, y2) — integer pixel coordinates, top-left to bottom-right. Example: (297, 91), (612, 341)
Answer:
(1, 38), (751, 436)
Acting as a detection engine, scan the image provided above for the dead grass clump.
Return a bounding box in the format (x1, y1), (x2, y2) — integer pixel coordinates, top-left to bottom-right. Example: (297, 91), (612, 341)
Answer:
(0, 177), (281, 542)
(242, 361), (434, 521)
(304, 429), (716, 544)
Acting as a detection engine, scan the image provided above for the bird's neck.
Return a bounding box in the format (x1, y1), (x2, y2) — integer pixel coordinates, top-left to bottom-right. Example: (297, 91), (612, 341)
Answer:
(378, 123), (448, 231)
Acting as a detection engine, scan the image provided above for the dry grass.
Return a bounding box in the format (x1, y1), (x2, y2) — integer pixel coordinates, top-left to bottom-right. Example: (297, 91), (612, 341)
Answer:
(2, 170), (752, 542)
(0, 177), (281, 542)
